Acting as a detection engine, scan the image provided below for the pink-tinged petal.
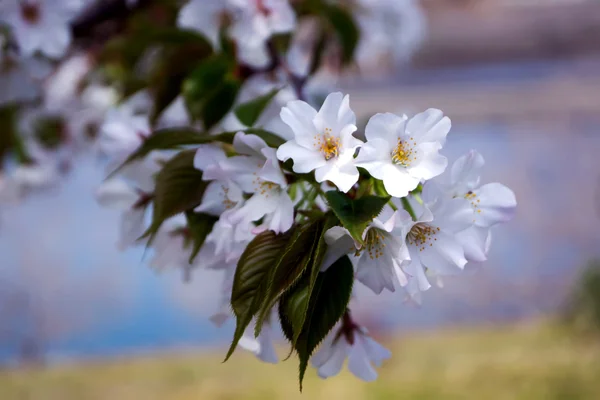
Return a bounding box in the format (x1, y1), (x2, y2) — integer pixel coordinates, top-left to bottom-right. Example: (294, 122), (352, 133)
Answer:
(410, 142), (447, 180)
(193, 144), (226, 172)
(311, 333), (337, 367)
(267, 0), (296, 33)
(280, 100), (318, 148)
(96, 180), (138, 209)
(276, 141), (326, 173)
(475, 183), (517, 227)
(450, 150), (484, 189)
(260, 147), (287, 187)
(381, 164), (420, 198)
(316, 340), (348, 379)
(233, 131), (268, 158)
(177, 0), (222, 47)
(348, 336), (378, 382)
(407, 109), (451, 144)
(456, 226), (490, 263)
(418, 229), (467, 274)
(265, 191), (294, 233)
(365, 112), (407, 144)
(362, 335), (392, 367)
(195, 181), (230, 216)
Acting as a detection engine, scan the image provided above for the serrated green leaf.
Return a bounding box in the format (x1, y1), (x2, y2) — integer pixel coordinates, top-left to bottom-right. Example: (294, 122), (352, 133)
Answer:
(234, 88), (280, 127)
(184, 210), (219, 264)
(144, 150), (208, 239)
(325, 191), (390, 245)
(324, 5), (359, 65)
(253, 219), (323, 336)
(279, 255), (354, 390)
(225, 230), (292, 362)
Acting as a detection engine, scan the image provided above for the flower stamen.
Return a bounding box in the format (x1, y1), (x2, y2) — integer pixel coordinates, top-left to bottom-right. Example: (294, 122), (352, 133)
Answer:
(407, 223), (439, 252)
(391, 137), (417, 166)
(314, 128), (340, 161)
(355, 229), (387, 260)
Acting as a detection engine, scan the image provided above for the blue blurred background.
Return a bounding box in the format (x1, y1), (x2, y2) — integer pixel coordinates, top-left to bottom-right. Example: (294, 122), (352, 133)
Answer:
(1, 1), (600, 398)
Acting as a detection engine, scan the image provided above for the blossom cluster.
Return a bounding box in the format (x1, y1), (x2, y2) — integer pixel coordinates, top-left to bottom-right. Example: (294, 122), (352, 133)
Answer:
(0, 0), (516, 388)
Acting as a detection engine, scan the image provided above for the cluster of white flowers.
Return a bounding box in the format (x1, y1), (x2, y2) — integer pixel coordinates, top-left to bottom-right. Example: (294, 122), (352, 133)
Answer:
(0, 0), (516, 386)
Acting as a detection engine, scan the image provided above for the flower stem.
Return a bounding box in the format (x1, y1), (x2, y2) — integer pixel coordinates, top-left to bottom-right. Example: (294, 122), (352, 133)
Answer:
(401, 197), (417, 221)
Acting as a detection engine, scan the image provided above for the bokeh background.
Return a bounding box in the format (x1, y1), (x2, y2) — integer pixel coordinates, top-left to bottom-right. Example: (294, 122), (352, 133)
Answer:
(2, 0), (600, 398)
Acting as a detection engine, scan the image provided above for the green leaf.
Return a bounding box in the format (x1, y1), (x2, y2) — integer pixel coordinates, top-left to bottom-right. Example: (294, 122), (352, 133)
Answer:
(253, 219), (323, 336)
(145, 150), (208, 239)
(234, 88), (280, 127)
(324, 191), (390, 245)
(324, 5), (359, 65)
(255, 214), (338, 340)
(225, 230), (292, 361)
(149, 43), (211, 125)
(279, 255), (354, 390)
(184, 210), (219, 264)
(201, 79), (240, 130)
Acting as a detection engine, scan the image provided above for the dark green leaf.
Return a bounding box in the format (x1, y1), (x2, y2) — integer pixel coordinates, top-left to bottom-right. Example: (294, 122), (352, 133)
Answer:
(201, 79), (240, 130)
(225, 230), (292, 361)
(234, 88), (280, 127)
(185, 210), (219, 264)
(324, 5), (359, 65)
(145, 150), (208, 239)
(325, 191), (390, 245)
(253, 219), (323, 336)
(279, 255), (354, 390)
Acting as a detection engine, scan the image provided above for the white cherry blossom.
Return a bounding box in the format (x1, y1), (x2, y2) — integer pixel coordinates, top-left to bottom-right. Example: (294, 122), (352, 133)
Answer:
(355, 110), (450, 198)
(428, 150), (517, 262)
(277, 92), (362, 193)
(397, 196), (474, 301)
(177, 0), (295, 67)
(98, 92), (152, 160)
(323, 210), (410, 294)
(209, 132), (294, 234)
(355, 0), (426, 71)
(239, 313), (279, 364)
(0, 0), (83, 59)
(95, 157), (160, 250)
(312, 317), (390, 381)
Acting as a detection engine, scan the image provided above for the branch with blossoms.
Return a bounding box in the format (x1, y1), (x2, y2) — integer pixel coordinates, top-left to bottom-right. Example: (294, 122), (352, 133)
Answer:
(0, 0), (515, 391)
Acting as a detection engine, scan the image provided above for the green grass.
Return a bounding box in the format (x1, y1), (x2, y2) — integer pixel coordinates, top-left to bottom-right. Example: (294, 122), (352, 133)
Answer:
(2, 322), (600, 400)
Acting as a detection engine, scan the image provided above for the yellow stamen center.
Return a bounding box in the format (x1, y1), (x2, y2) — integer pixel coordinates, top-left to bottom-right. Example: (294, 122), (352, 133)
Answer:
(314, 128), (340, 161)
(407, 223), (440, 252)
(392, 137), (417, 166)
(355, 229), (387, 260)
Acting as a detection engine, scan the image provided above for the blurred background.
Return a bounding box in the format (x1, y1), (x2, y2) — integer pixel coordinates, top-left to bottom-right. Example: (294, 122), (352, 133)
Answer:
(2, 0), (600, 398)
